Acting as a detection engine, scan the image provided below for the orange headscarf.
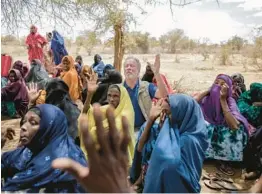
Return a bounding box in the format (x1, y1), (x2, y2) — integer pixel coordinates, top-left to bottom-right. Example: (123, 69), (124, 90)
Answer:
(80, 65), (95, 80)
(80, 65), (96, 89)
(60, 56), (82, 101)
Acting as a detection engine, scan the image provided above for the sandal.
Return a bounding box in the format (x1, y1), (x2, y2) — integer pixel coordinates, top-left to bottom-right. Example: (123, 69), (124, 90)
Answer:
(204, 179), (224, 190)
(202, 172), (234, 183)
(204, 177), (241, 191)
(219, 163), (235, 176)
(215, 180), (239, 191)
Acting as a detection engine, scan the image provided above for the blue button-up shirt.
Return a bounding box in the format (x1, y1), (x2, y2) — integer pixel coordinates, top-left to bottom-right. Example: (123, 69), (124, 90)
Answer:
(124, 80), (157, 128)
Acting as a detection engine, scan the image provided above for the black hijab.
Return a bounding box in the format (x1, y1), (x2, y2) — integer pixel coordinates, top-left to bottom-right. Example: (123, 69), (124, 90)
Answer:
(45, 78), (80, 140)
(142, 65), (154, 83)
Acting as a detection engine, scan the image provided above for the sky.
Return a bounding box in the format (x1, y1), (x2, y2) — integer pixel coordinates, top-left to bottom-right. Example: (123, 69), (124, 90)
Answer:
(2, 0), (262, 43)
(129, 0), (262, 43)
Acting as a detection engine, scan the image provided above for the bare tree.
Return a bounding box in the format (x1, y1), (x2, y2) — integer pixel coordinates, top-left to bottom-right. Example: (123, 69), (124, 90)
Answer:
(1, 0), (138, 71)
(144, 0), (219, 17)
(1, 0), (219, 71)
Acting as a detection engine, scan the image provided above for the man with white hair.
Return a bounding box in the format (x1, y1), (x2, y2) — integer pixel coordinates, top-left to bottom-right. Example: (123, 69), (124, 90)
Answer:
(123, 54), (168, 131)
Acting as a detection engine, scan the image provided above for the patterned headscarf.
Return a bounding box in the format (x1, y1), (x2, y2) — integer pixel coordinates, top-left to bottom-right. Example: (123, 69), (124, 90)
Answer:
(231, 73), (246, 100)
(1, 104), (86, 191)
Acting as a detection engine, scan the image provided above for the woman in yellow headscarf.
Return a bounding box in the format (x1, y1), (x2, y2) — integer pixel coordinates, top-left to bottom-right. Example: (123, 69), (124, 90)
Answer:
(60, 55), (82, 102)
(80, 81), (135, 165)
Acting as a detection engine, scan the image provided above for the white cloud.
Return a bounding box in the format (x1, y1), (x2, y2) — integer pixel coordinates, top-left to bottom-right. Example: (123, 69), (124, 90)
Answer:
(253, 11), (262, 17)
(130, 6), (174, 38)
(176, 10), (246, 42)
(218, 0), (245, 3)
(217, 0), (262, 12)
(238, 0), (262, 11)
(246, 23), (257, 27)
(133, 6), (250, 43)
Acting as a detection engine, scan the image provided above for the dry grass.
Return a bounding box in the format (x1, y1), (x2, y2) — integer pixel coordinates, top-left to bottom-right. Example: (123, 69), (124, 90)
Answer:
(201, 50), (210, 61)
(194, 66), (214, 71)
(240, 46), (262, 71)
(2, 44), (262, 91)
(174, 55), (180, 63)
(251, 58), (262, 71)
(219, 46), (232, 66)
(172, 75), (190, 94)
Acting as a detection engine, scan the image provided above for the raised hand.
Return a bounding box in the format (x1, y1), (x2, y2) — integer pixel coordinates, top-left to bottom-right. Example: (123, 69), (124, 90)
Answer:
(52, 105), (132, 193)
(232, 85), (242, 99)
(87, 74), (98, 94)
(149, 99), (163, 121)
(148, 54), (161, 75)
(54, 64), (63, 70)
(1, 128), (16, 148)
(26, 82), (41, 104)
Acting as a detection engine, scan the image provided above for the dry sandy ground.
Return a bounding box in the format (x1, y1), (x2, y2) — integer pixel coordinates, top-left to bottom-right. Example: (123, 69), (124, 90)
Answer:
(2, 50), (262, 192)
(4, 48), (261, 92)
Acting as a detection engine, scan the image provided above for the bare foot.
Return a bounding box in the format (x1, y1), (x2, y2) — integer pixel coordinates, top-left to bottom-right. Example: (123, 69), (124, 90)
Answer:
(242, 171), (261, 180)
(250, 176), (262, 193)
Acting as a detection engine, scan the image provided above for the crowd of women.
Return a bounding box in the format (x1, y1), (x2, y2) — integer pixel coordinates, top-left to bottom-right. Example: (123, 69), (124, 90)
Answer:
(1, 25), (262, 193)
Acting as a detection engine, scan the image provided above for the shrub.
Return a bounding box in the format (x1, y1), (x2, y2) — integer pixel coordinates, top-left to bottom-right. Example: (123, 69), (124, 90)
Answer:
(219, 45), (231, 66)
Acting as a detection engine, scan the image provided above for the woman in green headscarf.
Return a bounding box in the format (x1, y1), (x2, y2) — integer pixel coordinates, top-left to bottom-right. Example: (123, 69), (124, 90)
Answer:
(238, 83), (262, 180)
(237, 82), (262, 128)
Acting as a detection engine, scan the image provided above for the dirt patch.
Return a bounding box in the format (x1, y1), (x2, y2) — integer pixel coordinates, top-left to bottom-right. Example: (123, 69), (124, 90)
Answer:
(1, 118), (21, 153)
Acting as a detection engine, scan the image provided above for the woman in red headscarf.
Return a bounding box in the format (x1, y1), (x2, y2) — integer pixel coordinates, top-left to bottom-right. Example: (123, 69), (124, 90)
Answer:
(25, 25), (47, 63)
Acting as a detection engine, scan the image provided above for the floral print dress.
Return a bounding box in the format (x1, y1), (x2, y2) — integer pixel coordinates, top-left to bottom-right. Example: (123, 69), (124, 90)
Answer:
(205, 122), (248, 161)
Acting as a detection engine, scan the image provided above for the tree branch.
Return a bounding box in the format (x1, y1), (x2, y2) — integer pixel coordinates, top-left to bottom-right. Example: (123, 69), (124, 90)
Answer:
(169, 0), (201, 7)
(1, 0), (220, 36)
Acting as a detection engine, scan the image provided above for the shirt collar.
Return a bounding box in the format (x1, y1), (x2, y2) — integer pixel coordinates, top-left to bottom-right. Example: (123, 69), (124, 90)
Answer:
(124, 79), (139, 90)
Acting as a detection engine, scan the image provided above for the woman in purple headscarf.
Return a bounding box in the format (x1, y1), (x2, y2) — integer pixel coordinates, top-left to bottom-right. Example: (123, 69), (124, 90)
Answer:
(195, 74), (249, 176)
(1, 69), (29, 118)
(12, 60), (29, 78)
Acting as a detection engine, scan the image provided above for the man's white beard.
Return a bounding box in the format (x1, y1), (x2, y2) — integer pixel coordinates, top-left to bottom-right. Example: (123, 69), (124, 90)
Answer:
(125, 74), (138, 80)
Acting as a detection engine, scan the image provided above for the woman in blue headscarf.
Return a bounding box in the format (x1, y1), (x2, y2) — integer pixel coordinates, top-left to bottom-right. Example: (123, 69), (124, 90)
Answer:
(1, 104), (87, 192)
(51, 30), (68, 66)
(132, 94), (208, 193)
